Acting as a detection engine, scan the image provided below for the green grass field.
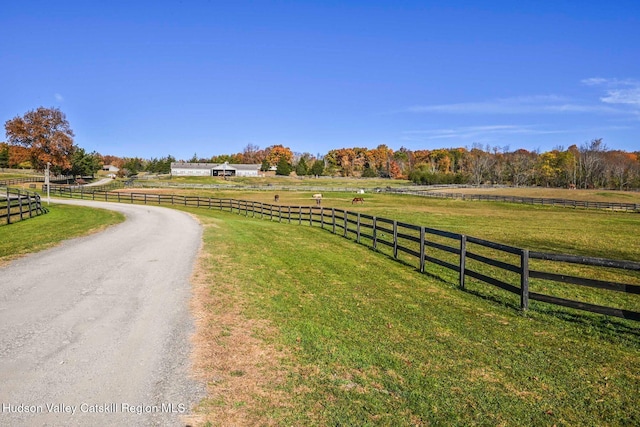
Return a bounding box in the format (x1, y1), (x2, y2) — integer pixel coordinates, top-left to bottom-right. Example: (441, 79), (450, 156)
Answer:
(140, 174), (414, 189)
(122, 188), (639, 261)
(185, 207), (639, 426)
(0, 173), (41, 181)
(3, 183), (638, 425)
(0, 204), (124, 263)
(436, 186), (640, 204)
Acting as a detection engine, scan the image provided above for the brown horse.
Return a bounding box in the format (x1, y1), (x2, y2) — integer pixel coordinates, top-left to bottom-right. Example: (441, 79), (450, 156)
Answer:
(274, 194), (280, 202)
(352, 197), (364, 204)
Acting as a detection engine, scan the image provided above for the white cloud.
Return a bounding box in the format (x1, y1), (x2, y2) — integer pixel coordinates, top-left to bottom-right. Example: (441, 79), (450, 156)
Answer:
(601, 88), (640, 106)
(403, 124), (631, 142)
(582, 77), (640, 106)
(403, 125), (560, 140)
(581, 77), (609, 86)
(405, 94), (618, 115)
(54, 93), (64, 102)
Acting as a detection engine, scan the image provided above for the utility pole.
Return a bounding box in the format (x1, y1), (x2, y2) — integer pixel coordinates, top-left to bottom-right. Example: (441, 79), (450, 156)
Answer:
(45, 162), (51, 205)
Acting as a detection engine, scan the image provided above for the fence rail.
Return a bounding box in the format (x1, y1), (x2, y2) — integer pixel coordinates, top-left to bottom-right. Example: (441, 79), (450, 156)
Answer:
(0, 187), (46, 224)
(387, 189), (640, 213)
(51, 180), (640, 213)
(44, 180), (124, 193)
(50, 187), (640, 322)
(0, 175), (76, 187)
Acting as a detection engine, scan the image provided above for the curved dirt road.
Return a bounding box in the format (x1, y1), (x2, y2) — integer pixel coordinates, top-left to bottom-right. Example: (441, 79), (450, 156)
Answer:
(0, 199), (205, 426)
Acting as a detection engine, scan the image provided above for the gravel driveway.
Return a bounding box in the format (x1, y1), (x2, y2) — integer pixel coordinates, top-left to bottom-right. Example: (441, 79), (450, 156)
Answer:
(0, 199), (205, 426)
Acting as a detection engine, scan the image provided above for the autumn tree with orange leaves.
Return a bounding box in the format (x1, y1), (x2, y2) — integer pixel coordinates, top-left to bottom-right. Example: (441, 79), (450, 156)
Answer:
(265, 144), (293, 167)
(4, 107), (75, 172)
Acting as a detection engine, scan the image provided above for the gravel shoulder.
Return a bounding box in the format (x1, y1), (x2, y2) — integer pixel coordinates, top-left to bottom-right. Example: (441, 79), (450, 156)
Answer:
(0, 199), (205, 426)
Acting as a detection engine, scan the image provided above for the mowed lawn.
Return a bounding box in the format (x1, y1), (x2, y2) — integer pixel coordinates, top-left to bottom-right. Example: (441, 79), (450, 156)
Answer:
(0, 203), (124, 263)
(2, 188), (638, 425)
(186, 204), (640, 426)
(431, 186), (640, 204)
(130, 187), (640, 260)
(119, 186), (639, 313)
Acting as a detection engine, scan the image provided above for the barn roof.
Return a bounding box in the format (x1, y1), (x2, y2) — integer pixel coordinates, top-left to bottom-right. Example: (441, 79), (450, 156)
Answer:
(171, 162), (260, 170)
(170, 162), (216, 169)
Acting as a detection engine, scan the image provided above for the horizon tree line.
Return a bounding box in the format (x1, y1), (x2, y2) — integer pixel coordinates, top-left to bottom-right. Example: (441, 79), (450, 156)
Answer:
(3, 106), (639, 189)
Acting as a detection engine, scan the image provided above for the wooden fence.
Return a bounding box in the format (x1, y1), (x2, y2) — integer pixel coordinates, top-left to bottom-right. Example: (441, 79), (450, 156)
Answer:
(387, 189), (640, 213)
(50, 187), (640, 322)
(0, 175), (74, 187)
(0, 187), (46, 225)
(43, 180), (124, 193)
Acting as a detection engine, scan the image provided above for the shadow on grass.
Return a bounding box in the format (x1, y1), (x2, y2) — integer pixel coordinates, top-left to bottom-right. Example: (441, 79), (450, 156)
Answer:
(351, 236), (640, 342)
(533, 303), (640, 343)
(459, 286), (522, 311)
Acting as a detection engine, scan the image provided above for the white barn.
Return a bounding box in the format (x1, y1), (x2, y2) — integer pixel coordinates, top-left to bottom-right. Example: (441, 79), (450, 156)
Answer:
(170, 162), (261, 177)
(102, 165), (120, 172)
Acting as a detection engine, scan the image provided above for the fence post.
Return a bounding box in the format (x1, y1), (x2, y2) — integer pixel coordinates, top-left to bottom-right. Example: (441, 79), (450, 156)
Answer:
(27, 194), (33, 218)
(459, 235), (467, 289)
(309, 207), (313, 226)
(393, 220), (398, 259)
(419, 226), (426, 273)
(19, 193), (24, 221)
(299, 207), (303, 225)
(332, 208), (336, 234)
(356, 213), (361, 243)
(6, 187), (10, 224)
(343, 211), (348, 238)
(372, 216), (377, 250)
(520, 249), (529, 311)
(320, 207), (324, 229)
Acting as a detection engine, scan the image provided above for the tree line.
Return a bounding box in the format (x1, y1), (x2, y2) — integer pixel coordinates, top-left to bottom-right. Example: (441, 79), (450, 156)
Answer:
(3, 106), (639, 189)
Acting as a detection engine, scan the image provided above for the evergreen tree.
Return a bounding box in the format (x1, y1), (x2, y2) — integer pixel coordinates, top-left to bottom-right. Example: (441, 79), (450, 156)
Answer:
(70, 147), (102, 176)
(276, 156), (292, 176)
(295, 157), (308, 176)
(310, 159), (324, 176)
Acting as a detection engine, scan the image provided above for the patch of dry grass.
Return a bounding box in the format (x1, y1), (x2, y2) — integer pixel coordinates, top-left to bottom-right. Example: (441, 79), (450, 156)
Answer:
(185, 216), (291, 427)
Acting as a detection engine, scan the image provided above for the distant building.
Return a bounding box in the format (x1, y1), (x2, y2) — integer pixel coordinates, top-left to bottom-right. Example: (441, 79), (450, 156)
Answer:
(170, 162), (261, 177)
(102, 165), (120, 172)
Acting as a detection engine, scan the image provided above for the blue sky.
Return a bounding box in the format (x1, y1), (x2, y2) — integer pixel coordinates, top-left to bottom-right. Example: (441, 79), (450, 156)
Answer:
(2, 0), (638, 160)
